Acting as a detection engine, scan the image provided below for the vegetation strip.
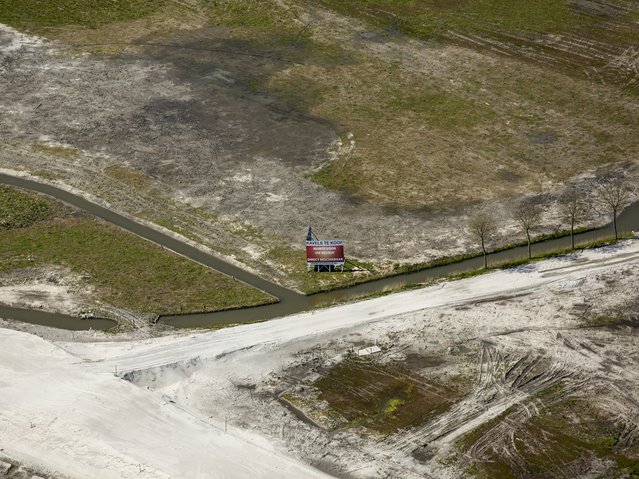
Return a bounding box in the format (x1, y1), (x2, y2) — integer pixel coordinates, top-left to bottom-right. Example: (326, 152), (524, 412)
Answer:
(0, 174), (294, 300)
(1, 174), (638, 330)
(0, 184), (275, 325)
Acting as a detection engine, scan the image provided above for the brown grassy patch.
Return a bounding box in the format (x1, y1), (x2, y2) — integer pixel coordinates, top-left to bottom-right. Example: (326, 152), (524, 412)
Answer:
(33, 0), (303, 55)
(104, 165), (153, 191)
(315, 357), (461, 434)
(265, 47), (638, 208)
(48, 2), (206, 54)
(31, 142), (79, 160)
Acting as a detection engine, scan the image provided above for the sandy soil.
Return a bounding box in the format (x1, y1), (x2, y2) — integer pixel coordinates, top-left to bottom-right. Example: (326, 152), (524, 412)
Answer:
(2, 240), (638, 478)
(0, 265), (93, 315)
(124, 242), (639, 478)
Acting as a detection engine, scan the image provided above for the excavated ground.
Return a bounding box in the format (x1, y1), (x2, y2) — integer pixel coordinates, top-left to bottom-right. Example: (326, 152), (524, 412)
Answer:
(127, 242), (639, 479)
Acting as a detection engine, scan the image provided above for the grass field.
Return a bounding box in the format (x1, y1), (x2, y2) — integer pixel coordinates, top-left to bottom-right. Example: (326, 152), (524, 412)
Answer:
(274, 53), (638, 208)
(0, 186), (273, 315)
(2, 2), (637, 208)
(245, 0), (639, 208)
(0, 185), (56, 229)
(1, 0), (638, 290)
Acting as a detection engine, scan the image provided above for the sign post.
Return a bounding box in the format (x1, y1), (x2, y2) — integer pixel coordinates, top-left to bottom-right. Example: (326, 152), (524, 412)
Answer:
(306, 239), (345, 272)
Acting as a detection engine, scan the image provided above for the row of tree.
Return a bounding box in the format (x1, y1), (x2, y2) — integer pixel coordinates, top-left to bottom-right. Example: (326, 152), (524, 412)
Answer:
(468, 177), (635, 269)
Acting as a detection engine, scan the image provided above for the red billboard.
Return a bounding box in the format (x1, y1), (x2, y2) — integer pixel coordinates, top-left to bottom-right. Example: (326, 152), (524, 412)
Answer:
(306, 240), (345, 266)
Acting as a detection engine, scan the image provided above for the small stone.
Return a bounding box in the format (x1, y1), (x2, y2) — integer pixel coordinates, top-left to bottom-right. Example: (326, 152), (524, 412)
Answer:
(0, 460), (12, 474)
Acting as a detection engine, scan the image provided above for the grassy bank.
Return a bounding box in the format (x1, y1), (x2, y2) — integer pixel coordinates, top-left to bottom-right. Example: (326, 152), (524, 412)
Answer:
(263, 225), (599, 296)
(309, 234), (635, 310)
(0, 186), (274, 316)
(393, 225), (605, 275)
(0, 185), (56, 229)
(300, 225), (623, 297)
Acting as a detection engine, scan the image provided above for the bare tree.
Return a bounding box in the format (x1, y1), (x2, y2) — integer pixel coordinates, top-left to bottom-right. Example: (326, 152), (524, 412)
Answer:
(515, 200), (542, 259)
(559, 189), (585, 250)
(597, 177), (633, 240)
(468, 213), (496, 269)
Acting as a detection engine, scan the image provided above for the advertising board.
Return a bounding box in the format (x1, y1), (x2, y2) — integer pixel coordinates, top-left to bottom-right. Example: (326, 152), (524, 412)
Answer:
(306, 240), (345, 266)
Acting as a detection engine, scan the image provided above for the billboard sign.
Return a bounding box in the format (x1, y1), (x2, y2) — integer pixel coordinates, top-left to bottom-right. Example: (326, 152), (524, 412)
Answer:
(306, 240), (345, 266)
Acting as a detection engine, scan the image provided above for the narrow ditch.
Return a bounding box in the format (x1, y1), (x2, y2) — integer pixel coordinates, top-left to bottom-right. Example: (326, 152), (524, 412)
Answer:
(1, 173), (639, 330)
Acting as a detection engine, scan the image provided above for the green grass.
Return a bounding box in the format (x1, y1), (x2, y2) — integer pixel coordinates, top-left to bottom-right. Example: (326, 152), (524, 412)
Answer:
(513, 400), (624, 477)
(205, 0), (295, 33)
(463, 0), (586, 33)
(310, 162), (359, 199)
(0, 186), (274, 315)
(205, 0), (353, 67)
(316, 0), (591, 39)
(0, 0), (166, 32)
(0, 217), (274, 314)
(0, 185), (56, 229)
